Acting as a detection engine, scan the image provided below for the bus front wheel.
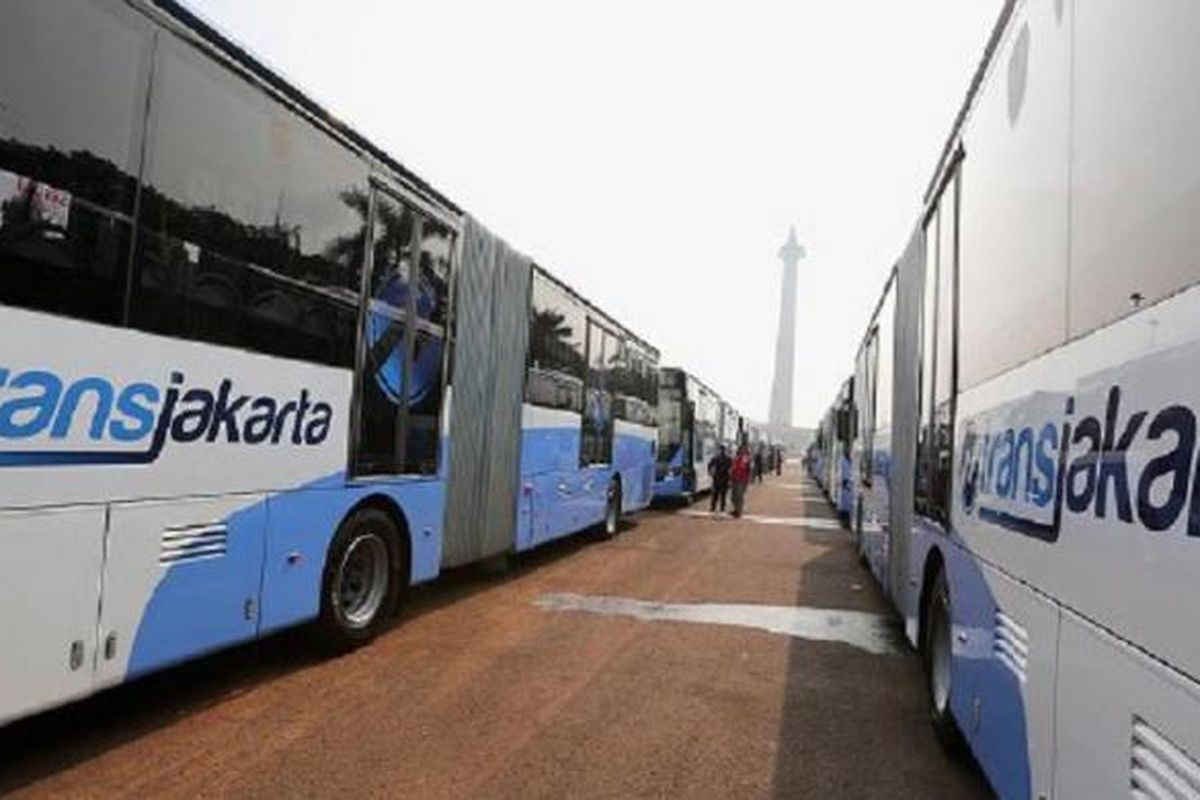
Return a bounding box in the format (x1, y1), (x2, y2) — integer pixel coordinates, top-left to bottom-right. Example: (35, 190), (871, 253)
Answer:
(315, 508), (401, 651)
(924, 568), (966, 754)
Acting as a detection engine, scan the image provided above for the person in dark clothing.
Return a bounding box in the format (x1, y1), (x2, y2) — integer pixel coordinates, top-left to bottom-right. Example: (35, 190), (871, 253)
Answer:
(753, 448), (765, 484)
(708, 445), (732, 513)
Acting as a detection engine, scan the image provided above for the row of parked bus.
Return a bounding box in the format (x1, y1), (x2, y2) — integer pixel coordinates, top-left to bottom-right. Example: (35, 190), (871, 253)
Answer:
(808, 378), (854, 525)
(809, 2), (1200, 798)
(0, 0), (765, 728)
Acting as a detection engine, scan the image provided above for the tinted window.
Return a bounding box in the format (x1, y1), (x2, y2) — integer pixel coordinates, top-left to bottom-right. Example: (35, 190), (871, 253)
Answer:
(526, 271), (586, 411)
(935, 181), (957, 406)
(657, 378), (684, 463)
(354, 192), (413, 476)
(0, 192), (131, 325)
(0, 0), (153, 325)
(405, 214), (454, 474)
(133, 36), (367, 364)
(917, 179), (959, 525)
(612, 337), (656, 426)
(0, 0), (152, 215)
(930, 180), (959, 523)
(875, 282), (895, 430)
(142, 39), (370, 290)
(581, 320), (614, 465)
(915, 212), (939, 514)
(134, 227), (358, 366)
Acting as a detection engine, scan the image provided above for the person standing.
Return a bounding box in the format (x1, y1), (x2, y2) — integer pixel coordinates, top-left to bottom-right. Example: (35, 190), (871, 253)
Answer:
(731, 445), (753, 517)
(708, 445), (732, 514)
(753, 447), (765, 484)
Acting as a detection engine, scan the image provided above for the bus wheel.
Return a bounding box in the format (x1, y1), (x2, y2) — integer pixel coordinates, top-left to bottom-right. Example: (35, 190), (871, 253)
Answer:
(316, 508), (400, 651)
(602, 481), (622, 538)
(924, 568), (966, 753)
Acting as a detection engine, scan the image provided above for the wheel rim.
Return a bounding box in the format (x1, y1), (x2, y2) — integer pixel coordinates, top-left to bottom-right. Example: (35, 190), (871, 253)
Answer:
(931, 599), (952, 713)
(336, 533), (389, 629)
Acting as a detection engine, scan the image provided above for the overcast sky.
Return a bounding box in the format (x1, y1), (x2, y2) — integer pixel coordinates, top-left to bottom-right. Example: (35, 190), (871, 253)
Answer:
(188, 0), (1001, 427)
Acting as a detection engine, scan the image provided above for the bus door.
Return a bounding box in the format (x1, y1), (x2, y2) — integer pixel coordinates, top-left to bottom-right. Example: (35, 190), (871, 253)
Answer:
(349, 184), (452, 480)
(683, 398), (697, 492)
(580, 319), (615, 521)
(0, 506), (105, 724)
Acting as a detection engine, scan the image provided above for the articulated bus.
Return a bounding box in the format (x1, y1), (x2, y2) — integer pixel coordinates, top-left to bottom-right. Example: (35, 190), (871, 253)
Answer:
(0, 0), (659, 727)
(654, 367), (731, 501)
(842, 1), (1200, 796)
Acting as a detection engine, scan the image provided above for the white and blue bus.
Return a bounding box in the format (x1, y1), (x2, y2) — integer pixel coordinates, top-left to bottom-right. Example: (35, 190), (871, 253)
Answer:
(811, 379), (853, 523)
(846, 1), (1200, 796)
(653, 367), (726, 501)
(0, 0), (659, 727)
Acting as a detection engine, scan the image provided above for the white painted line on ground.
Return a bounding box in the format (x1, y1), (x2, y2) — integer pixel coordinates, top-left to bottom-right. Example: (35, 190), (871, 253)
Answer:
(535, 593), (899, 655)
(679, 510), (844, 530)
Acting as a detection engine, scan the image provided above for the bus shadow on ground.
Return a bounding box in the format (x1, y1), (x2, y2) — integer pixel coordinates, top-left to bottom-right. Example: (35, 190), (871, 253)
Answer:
(768, 507), (991, 799)
(0, 521), (624, 795)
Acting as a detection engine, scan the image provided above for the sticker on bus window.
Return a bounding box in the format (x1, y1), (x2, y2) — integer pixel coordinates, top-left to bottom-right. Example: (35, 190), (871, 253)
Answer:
(0, 169), (72, 235)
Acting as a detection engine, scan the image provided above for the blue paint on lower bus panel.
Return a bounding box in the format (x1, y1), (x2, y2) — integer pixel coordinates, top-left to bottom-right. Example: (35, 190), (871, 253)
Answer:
(515, 426), (656, 551)
(127, 469), (448, 678)
(907, 523), (1032, 800)
(653, 471), (686, 499)
(613, 430), (656, 512)
(947, 539), (1031, 800)
(125, 501), (267, 680)
(653, 445), (689, 500)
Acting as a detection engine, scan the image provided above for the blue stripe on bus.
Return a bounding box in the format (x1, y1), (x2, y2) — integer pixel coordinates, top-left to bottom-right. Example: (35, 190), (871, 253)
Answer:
(127, 468), (448, 678)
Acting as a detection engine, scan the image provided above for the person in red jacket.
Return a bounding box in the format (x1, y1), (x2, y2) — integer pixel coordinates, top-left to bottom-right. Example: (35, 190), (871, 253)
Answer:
(730, 445), (753, 518)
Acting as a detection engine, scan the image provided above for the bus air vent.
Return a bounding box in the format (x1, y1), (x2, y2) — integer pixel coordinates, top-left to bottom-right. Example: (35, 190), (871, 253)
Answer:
(992, 610), (1028, 683)
(1131, 716), (1200, 800)
(160, 523), (228, 565)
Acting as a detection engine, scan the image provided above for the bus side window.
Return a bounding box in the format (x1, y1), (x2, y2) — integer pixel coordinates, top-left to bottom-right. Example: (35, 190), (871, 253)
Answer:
(404, 215), (454, 475)
(929, 174), (959, 524)
(0, 0), (153, 326)
(917, 172), (959, 526)
(915, 209), (939, 517)
(525, 270), (586, 413)
(133, 33), (366, 368)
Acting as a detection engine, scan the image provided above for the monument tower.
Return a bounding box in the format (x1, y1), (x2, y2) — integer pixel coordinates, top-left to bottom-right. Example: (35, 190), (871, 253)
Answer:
(768, 227), (804, 427)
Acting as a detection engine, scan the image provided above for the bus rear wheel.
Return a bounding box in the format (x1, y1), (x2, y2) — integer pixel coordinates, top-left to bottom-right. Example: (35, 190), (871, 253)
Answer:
(315, 508), (400, 651)
(602, 481), (622, 538)
(924, 568), (966, 753)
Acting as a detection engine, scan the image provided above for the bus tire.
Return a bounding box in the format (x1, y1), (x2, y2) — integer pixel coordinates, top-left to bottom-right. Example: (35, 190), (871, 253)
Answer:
(315, 508), (400, 651)
(602, 480), (622, 538)
(924, 567), (966, 754)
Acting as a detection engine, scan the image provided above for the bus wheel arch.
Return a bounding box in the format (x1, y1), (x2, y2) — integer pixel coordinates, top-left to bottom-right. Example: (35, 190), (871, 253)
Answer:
(603, 475), (623, 538)
(918, 547), (966, 753)
(313, 496), (411, 650)
(917, 548), (946, 655)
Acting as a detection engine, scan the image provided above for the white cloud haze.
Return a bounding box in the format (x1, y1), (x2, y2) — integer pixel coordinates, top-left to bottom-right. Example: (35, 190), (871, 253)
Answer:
(188, 0), (1001, 426)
